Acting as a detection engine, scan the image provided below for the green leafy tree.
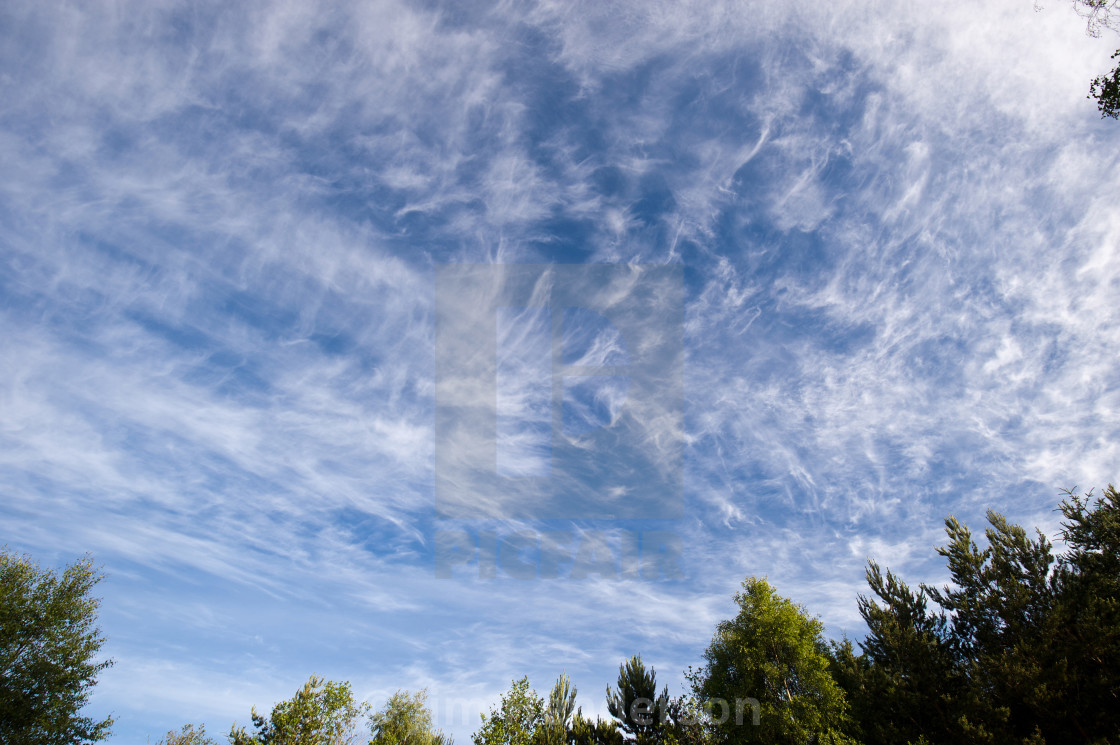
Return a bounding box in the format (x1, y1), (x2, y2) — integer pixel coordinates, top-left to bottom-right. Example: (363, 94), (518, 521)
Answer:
(152, 723), (219, 745)
(0, 549), (114, 745)
(472, 677), (544, 745)
(689, 578), (854, 745)
(659, 695), (710, 745)
(370, 689), (452, 745)
(474, 674), (618, 745)
(229, 675), (369, 745)
(1089, 51), (1120, 118)
(606, 655), (670, 745)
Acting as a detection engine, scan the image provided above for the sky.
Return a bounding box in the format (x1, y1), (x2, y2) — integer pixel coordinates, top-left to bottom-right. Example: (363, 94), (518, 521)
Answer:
(2, 0), (1119, 742)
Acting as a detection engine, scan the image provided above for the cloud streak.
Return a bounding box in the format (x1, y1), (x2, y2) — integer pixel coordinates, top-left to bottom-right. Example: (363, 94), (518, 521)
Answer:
(2, 0), (1118, 742)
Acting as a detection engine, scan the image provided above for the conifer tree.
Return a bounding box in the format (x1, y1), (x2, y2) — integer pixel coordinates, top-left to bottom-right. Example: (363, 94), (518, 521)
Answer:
(1049, 486), (1120, 741)
(839, 562), (958, 744)
(540, 673), (577, 745)
(606, 655), (670, 745)
(568, 711), (623, 745)
(834, 486), (1120, 744)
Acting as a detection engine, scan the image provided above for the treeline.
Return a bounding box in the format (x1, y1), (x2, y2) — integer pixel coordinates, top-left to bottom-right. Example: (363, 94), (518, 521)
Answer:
(4, 488), (1118, 745)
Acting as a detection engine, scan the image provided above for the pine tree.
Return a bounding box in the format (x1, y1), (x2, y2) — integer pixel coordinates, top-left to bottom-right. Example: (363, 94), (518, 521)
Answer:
(606, 655), (670, 745)
(834, 487), (1120, 744)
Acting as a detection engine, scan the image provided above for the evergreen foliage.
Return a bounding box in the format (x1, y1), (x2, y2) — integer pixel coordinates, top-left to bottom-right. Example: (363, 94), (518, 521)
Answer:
(568, 711), (624, 745)
(833, 486), (1120, 744)
(10, 487), (1118, 745)
(540, 672), (578, 745)
(1050, 486), (1120, 740)
(605, 655), (671, 745)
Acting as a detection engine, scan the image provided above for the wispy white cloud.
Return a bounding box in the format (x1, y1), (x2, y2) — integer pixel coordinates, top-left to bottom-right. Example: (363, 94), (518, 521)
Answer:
(3, 0), (1119, 742)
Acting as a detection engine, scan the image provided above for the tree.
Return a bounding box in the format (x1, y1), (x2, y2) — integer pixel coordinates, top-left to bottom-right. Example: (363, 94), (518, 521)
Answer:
(689, 578), (854, 745)
(153, 723), (219, 745)
(832, 563), (959, 744)
(1077, 0), (1120, 118)
(473, 674), (620, 745)
(923, 512), (1058, 743)
(605, 655), (670, 745)
(568, 711), (623, 745)
(540, 672), (577, 745)
(1065, 0), (1120, 37)
(1049, 485), (1120, 740)
(658, 694), (711, 745)
(1041, 0), (1120, 116)
(229, 675), (369, 745)
(370, 689), (452, 745)
(833, 487), (1120, 744)
(838, 511), (1060, 744)
(0, 549), (114, 745)
(1089, 51), (1120, 118)
(472, 676), (544, 745)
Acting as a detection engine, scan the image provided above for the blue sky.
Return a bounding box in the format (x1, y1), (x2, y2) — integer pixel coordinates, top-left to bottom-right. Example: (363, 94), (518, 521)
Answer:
(2, 0), (1119, 742)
